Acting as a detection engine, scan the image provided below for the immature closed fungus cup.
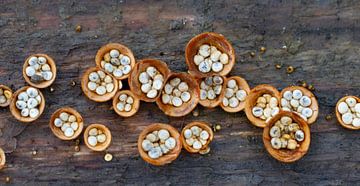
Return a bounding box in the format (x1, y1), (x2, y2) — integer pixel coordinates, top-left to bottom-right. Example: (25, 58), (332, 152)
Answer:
(185, 32), (235, 78)
(49, 107), (84, 140)
(129, 59), (171, 102)
(280, 86), (319, 124)
(180, 121), (213, 154)
(156, 72), (200, 117)
(84, 124), (112, 151)
(10, 86), (45, 122)
(335, 95), (360, 130)
(244, 84), (281, 128)
(95, 43), (136, 80)
(81, 67), (119, 102)
(112, 90), (140, 117)
(0, 85), (13, 107)
(138, 123), (182, 166)
(198, 75), (226, 108)
(263, 111), (311, 163)
(23, 54), (57, 89)
(220, 76), (251, 113)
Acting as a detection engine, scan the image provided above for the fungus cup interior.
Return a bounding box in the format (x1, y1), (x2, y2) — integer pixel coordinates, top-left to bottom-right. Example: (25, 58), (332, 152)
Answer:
(280, 86), (319, 124)
(49, 107), (84, 140)
(81, 67), (119, 102)
(197, 75), (227, 108)
(129, 59), (171, 102)
(95, 43), (136, 80)
(263, 111), (311, 163)
(10, 86), (45, 123)
(244, 84), (281, 128)
(155, 72), (200, 117)
(23, 54), (57, 89)
(185, 32), (235, 78)
(112, 90), (140, 117)
(220, 76), (251, 113)
(0, 85), (12, 107)
(180, 121), (214, 153)
(335, 95), (360, 130)
(137, 123), (182, 166)
(84, 124), (112, 152)
(0, 148), (5, 169)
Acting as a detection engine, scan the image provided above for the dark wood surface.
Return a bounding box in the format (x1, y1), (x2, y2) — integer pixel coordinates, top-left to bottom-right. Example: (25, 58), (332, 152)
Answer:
(0, 0), (359, 185)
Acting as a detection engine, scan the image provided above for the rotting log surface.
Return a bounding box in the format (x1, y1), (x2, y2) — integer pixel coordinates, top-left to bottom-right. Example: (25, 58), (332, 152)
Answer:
(0, 0), (360, 185)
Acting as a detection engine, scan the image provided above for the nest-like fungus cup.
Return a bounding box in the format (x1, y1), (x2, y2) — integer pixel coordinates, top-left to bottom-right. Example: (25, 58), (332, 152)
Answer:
(335, 95), (360, 130)
(129, 59), (171, 102)
(10, 86), (45, 123)
(156, 72), (200, 117)
(84, 124), (112, 151)
(280, 86), (319, 124)
(0, 148), (5, 169)
(137, 123), (182, 166)
(23, 54), (57, 89)
(81, 67), (119, 102)
(263, 111), (311, 163)
(112, 90), (140, 117)
(49, 107), (84, 140)
(180, 121), (214, 153)
(95, 43), (136, 80)
(185, 32), (235, 78)
(0, 85), (13, 107)
(244, 84), (281, 128)
(220, 76), (251, 113)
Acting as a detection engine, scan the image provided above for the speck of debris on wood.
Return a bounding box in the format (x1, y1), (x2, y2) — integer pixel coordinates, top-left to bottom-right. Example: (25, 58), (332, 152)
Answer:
(192, 108), (199, 117)
(249, 52), (256, 57)
(5, 176), (10, 183)
(298, 80), (307, 88)
(308, 84), (315, 91)
(75, 25), (82, 32)
(169, 19), (186, 31)
(260, 47), (266, 53)
(325, 114), (332, 121)
(286, 66), (294, 74)
(71, 81), (76, 86)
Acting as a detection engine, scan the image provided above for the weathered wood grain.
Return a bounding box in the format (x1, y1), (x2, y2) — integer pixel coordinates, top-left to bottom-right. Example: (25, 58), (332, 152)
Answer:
(0, 0), (360, 185)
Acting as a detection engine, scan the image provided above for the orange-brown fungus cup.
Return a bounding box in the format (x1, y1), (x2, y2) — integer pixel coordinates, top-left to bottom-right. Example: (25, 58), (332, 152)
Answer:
(138, 123), (181, 166)
(0, 85), (13, 107)
(198, 75), (226, 108)
(49, 107), (84, 140)
(220, 76), (251, 113)
(280, 86), (319, 125)
(244, 84), (281, 128)
(10, 86), (45, 123)
(23, 54), (57, 89)
(84, 124), (112, 152)
(0, 148), (5, 169)
(81, 67), (119, 102)
(335, 95), (360, 130)
(156, 72), (200, 117)
(185, 32), (235, 78)
(129, 59), (171, 102)
(263, 111), (311, 163)
(95, 43), (136, 80)
(112, 90), (140, 117)
(180, 121), (213, 154)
